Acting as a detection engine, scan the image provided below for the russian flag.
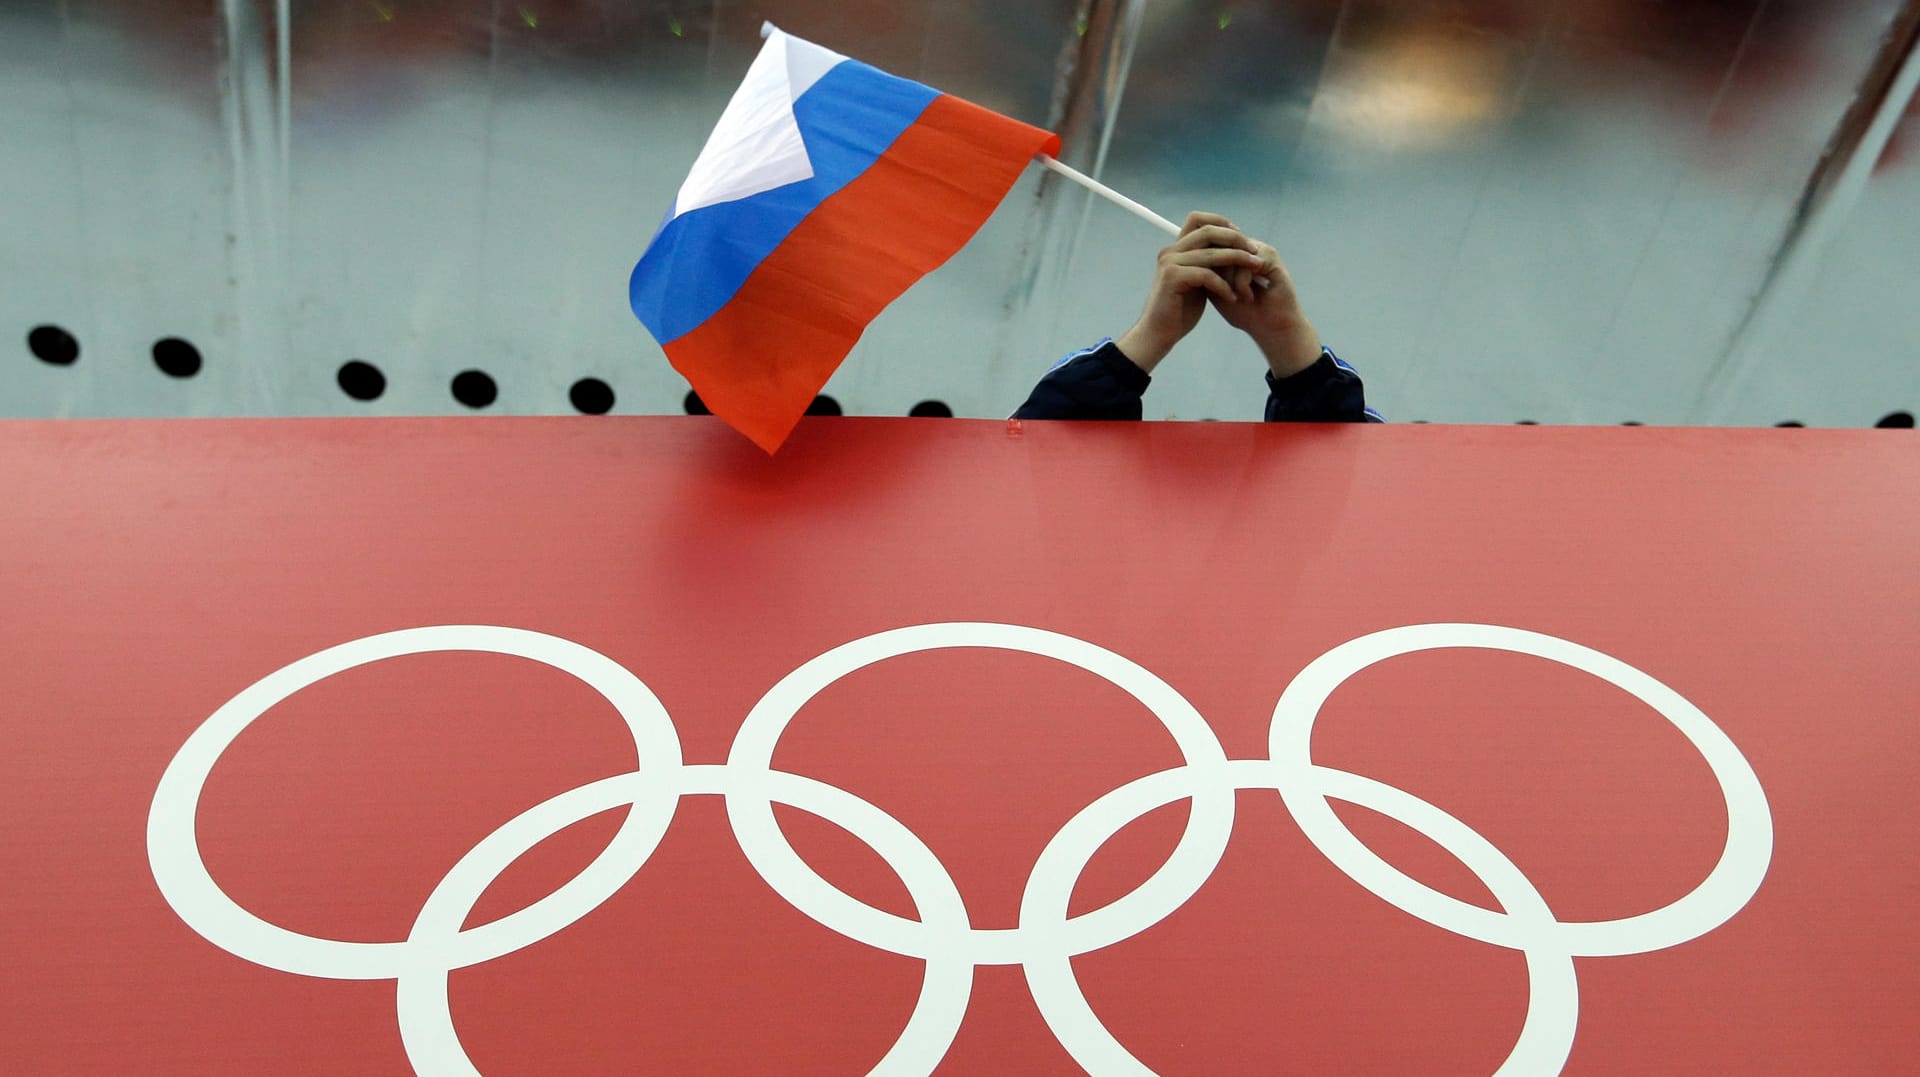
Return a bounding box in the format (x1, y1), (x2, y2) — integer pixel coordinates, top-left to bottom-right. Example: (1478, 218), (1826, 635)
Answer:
(630, 25), (1060, 452)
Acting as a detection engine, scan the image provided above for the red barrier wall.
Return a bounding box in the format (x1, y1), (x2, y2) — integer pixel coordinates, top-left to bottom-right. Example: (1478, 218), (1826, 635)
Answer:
(1, 416), (1914, 1074)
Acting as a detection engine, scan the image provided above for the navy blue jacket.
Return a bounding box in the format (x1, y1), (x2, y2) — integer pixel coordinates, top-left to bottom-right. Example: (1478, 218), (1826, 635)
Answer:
(1012, 339), (1384, 423)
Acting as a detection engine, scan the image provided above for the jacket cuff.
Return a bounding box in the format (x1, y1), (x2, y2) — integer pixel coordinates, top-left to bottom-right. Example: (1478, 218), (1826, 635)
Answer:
(1265, 348), (1339, 390)
(1091, 340), (1154, 394)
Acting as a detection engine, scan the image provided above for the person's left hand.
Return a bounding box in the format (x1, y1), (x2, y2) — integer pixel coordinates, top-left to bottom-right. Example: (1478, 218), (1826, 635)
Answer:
(1209, 234), (1324, 379)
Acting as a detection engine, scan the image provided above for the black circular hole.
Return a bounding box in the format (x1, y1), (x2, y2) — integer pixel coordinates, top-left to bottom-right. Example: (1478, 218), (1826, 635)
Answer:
(1875, 410), (1914, 429)
(570, 377), (615, 415)
(451, 369), (497, 409)
(28, 324), (78, 366)
(683, 389), (710, 415)
(1775, 420), (1805, 428)
(806, 394), (842, 416)
(909, 399), (953, 418)
(337, 360), (386, 401)
(1516, 420), (1539, 425)
(1621, 421), (1644, 426)
(153, 337), (202, 378)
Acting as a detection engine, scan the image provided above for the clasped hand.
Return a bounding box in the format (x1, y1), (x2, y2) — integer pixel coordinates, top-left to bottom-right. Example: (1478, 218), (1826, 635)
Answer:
(1114, 212), (1322, 380)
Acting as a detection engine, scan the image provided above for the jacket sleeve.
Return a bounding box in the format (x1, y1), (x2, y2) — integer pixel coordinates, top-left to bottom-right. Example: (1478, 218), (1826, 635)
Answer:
(1014, 339), (1386, 423)
(1265, 348), (1385, 423)
(1010, 339), (1150, 421)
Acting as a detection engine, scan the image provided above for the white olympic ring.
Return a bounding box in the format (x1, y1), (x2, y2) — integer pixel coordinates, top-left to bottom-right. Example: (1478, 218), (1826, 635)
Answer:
(147, 622), (1773, 1076)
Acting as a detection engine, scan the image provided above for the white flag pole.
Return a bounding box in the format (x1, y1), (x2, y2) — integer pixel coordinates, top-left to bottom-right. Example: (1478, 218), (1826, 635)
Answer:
(1036, 154), (1271, 287)
(1036, 154), (1180, 236)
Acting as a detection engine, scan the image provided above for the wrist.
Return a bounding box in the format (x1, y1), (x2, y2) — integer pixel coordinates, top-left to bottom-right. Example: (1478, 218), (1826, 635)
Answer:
(1115, 322), (1177, 374)
(1253, 317), (1322, 379)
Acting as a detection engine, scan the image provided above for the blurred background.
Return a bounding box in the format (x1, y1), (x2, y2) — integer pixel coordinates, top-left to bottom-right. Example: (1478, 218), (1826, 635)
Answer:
(2, 0), (1915, 427)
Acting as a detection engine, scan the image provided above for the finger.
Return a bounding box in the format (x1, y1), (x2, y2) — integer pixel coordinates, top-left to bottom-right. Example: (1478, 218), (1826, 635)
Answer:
(1172, 224), (1257, 253)
(1173, 225), (1255, 252)
(1231, 264), (1254, 303)
(1236, 241), (1282, 292)
(1166, 264), (1238, 305)
(1163, 247), (1266, 271)
(1252, 241), (1285, 276)
(1181, 211), (1236, 236)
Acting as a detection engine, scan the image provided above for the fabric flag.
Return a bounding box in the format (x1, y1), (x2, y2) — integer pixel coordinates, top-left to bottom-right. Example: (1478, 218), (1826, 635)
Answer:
(629, 24), (1060, 452)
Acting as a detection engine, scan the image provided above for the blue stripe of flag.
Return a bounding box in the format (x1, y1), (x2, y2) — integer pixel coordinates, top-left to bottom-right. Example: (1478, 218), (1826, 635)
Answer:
(629, 60), (940, 346)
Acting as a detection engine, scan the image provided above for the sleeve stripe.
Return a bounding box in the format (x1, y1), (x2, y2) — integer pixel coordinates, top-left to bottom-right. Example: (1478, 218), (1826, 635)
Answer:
(1049, 337), (1113, 372)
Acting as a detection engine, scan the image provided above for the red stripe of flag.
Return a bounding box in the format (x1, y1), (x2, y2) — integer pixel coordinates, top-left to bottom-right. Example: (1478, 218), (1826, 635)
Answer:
(666, 95), (1059, 453)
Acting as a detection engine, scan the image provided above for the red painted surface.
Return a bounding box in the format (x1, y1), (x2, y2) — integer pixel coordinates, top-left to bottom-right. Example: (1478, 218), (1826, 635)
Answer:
(0, 415), (1914, 1075)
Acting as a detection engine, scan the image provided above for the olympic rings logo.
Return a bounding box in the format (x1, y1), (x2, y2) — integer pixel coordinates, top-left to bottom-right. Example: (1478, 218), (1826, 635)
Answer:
(147, 623), (1772, 1076)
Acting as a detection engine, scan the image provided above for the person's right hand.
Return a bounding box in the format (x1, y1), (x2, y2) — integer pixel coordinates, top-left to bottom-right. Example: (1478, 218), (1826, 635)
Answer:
(1114, 212), (1266, 373)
